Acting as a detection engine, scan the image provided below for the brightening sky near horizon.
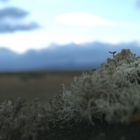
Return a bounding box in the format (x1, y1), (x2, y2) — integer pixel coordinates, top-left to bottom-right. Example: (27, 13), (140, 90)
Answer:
(0, 0), (140, 53)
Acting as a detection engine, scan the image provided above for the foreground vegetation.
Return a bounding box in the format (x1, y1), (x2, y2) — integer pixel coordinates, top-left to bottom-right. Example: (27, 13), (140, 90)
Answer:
(1, 49), (140, 140)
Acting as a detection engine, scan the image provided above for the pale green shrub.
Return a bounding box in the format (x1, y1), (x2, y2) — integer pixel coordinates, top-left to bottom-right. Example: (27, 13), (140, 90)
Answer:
(0, 98), (52, 140)
(62, 49), (140, 124)
(0, 97), (74, 140)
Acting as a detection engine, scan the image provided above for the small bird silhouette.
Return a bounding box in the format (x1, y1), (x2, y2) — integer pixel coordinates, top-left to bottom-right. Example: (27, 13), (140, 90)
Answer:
(109, 51), (116, 57)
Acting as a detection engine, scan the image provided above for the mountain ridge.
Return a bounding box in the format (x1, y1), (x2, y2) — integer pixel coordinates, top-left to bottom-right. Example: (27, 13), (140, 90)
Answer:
(0, 41), (140, 72)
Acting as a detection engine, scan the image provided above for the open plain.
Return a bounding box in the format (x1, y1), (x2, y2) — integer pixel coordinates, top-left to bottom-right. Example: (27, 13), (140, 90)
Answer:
(0, 71), (83, 102)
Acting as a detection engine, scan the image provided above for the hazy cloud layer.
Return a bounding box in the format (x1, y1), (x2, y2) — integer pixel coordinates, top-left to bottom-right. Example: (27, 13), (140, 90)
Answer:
(56, 12), (113, 27)
(0, 7), (28, 19)
(0, 7), (39, 33)
(0, 0), (9, 2)
(0, 22), (39, 33)
(136, 0), (140, 8)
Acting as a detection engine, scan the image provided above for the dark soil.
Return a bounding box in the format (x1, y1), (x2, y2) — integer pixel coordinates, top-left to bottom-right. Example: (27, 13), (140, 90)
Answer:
(47, 120), (140, 140)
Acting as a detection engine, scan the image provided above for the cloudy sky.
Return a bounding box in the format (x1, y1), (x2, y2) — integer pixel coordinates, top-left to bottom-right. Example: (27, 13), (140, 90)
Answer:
(0, 0), (140, 53)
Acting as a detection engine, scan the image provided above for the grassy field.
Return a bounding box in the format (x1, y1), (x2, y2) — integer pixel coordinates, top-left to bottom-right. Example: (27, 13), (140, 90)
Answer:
(0, 71), (84, 102)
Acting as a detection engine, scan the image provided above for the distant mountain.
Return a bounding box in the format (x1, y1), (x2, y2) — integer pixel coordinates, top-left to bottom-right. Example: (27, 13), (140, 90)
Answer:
(0, 41), (140, 72)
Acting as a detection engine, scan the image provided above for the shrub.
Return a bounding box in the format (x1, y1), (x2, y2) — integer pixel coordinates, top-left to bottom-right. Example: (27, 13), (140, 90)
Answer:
(62, 49), (140, 124)
(0, 96), (77, 140)
(0, 49), (140, 139)
(0, 98), (55, 140)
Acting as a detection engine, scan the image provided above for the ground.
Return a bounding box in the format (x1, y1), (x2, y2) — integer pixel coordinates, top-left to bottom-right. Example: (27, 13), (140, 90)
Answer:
(0, 71), (82, 102)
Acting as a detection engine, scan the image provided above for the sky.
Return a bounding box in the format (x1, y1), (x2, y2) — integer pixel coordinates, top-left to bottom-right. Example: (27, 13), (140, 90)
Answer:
(0, 0), (140, 53)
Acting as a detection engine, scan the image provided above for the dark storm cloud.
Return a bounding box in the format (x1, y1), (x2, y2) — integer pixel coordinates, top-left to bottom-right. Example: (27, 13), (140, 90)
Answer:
(0, 7), (28, 19)
(0, 22), (39, 33)
(0, 7), (40, 33)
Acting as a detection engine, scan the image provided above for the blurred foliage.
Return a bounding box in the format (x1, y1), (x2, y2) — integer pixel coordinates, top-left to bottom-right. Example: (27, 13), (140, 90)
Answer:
(0, 49), (140, 139)
(63, 49), (140, 124)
